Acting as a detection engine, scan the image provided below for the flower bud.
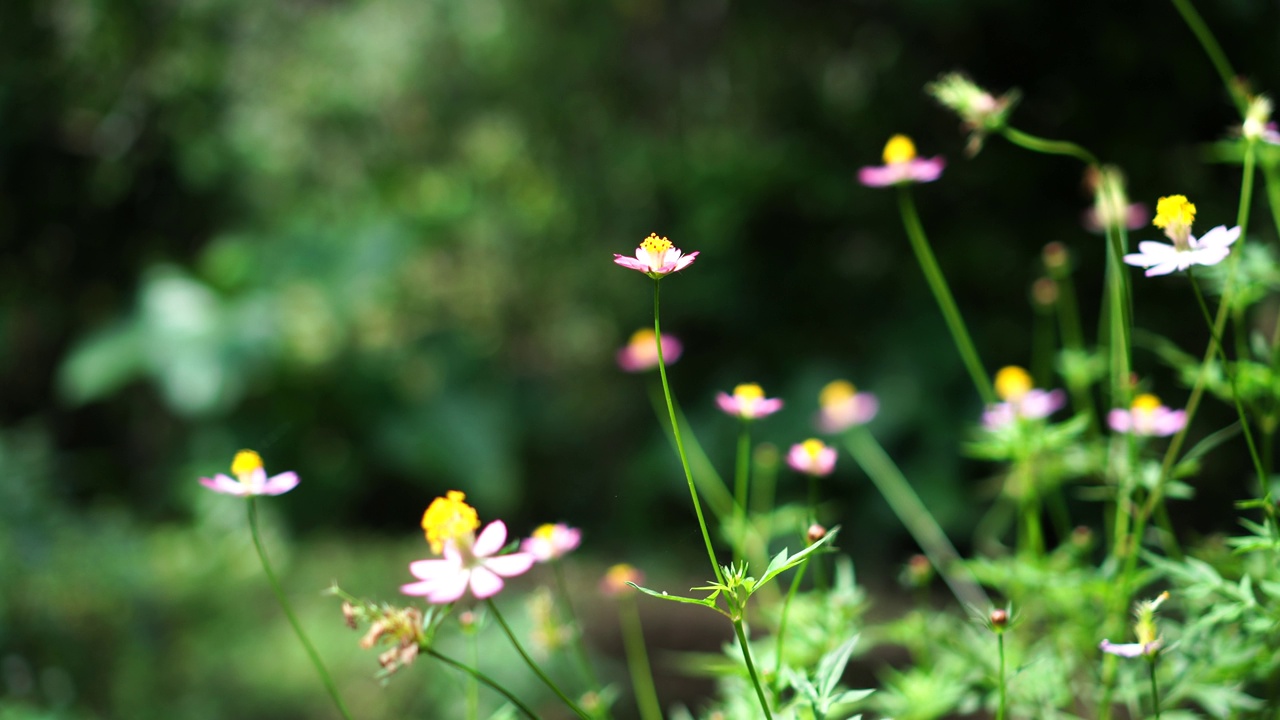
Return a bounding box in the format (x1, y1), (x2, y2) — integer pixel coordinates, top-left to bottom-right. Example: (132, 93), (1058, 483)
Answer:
(807, 523), (827, 544)
(990, 608), (1009, 630)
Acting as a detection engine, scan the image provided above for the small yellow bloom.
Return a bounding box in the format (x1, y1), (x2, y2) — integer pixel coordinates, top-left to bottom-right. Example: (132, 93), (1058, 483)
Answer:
(882, 135), (918, 165)
(231, 449), (264, 479)
(1153, 195), (1195, 231)
(819, 380), (857, 408)
(421, 490), (480, 554)
(994, 366), (1033, 402)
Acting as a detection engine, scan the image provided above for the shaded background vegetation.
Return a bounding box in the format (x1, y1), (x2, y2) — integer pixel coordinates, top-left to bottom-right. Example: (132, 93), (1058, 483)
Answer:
(3, 0), (1278, 717)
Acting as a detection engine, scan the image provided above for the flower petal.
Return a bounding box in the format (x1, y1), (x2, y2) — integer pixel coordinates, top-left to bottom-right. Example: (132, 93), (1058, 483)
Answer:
(614, 255), (651, 272)
(408, 557), (457, 580)
(425, 569), (471, 603)
(472, 520), (509, 557)
(1194, 225), (1240, 249)
(200, 474), (249, 496)
(483, 552), (536, 578)
(260, 471), (300, 495)
(1107, 409), (1133, 433)
(468, 566), (505, 599)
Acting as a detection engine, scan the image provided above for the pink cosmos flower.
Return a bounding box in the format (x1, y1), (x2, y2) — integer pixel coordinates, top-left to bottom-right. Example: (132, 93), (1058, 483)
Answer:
(1083, 203), (1149, 233)
(401, 520), (535, 604)
(982, 366), (1065, 430)
(816, 380), (878, 433)
(613, 233), (698, 279)
(199, 450), (299, 497)
(521, 523), (582, 563)
(858, 135), (945, 188)
(787, 439), (837, 477)
(617, 329), (682, 372)
(601, 564), (644, 597)
(716, 383), (784, 420)
(1108, 394), (1186, 437)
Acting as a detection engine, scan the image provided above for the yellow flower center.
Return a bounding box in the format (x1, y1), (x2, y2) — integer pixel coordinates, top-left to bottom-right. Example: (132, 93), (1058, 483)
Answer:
(1131, 394), (1162, 412)
(231, 450), (264, 479)
(801, 438), (826, 460)
(628, 329), (657, 349)
(640, 233), (673, 255)
(819, 380), (856, 409)
(994, 366), (1033, 402)
(1153, 195), (1195, 228)
(421, 490), (480, 554)
(733, 383), (765, 402)
(882, 135), (918, 165)
(532, 523), (557, 542)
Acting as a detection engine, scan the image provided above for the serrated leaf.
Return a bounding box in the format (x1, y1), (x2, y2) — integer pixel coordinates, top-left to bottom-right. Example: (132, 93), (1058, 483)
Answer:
(628, 583), (720, 611)
(817, 635), (860, 697)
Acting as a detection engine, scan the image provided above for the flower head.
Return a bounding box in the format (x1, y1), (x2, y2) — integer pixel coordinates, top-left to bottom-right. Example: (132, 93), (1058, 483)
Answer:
(1243, 95), (1280, 144)
(787, 438), (837, 477)
(199, 449), (300, 497)
(401, 519), (535, 604)
(601, 563), (644, 597)
(816, 379), (879, 433)
(858, 135), (945, 187)
(1108, 394), (1186, 437)
(521, 523), (582, 563)
(926, 72), (1020, 155)
(613, 233), (699, 279)
(421, 491), (481, 555)
(617, 329), (682, 372)
(1083, 166), (1147, 233)
(1124, 195), (1240, 277)
(716, 383), (784, 420)
(982, 366), (1065, 429)
(1101, 591), (1169, 659)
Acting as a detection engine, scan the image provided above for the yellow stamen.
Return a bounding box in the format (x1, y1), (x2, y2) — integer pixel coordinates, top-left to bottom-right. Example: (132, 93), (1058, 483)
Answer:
(628, 329), (657, 348)
(882, 135), (918, 165)
(532, 523), (557, 542)
(639, 233), (673, 255)
(819, 380), (856, 408)
(421, 490), (480, 554)
(994, 366), (1033, 402)
(801, 438), (826, 459)
(1131, 394), (1162, 412)
(733, 383), (765, 402)
(231, 450), (264, 478)
(1153, 195), (1195, 230)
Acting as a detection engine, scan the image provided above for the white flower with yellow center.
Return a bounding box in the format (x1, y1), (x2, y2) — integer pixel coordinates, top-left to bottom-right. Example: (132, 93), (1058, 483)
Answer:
(613, 233), (699, 278)
(1122, 195), (1239, 276)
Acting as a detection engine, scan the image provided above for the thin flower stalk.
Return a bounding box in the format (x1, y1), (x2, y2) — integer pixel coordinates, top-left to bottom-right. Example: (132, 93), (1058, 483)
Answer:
(734, 617), (774, 720)
(998, 126), (1100, 167)
(896, 187), (996, 405)
(734, 421), (752, 564)
(247, 498), (353, 720)
(550, 559), (604, 695)
(426, 648), (542, 720)
(843, 426), (989, 609)
(652, 280), (725, 586)
(1168, 0), (1248, 115)
(486, 599), (591, 720)
(617, 594), (662, 720)
(772, 558), (808, 693)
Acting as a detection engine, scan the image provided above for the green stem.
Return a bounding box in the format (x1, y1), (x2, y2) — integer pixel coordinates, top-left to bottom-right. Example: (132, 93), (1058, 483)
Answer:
(1149, 656), (1162, 720)
(1187, 272), (1267, 485)
(734, 618), (774, 720)
(1168, 0), (1248, 115)
(246, 499), (353, 720)
(999, 127), (1100, 167)
(487, 599), (590, 720)
(897, 186), (997, 405)
(734, 422), (752, 563)
(428, 648), (543, 720)
(618, 596), (663, 720)
(645, 381), (736, 522)
(844, 427), (990, 609)
(996, 633), (1007, 720)
(467, 633), (480, 720)
(1103, 205), (1134, 413)
(773, 559), (808, 689)
(808, 476), (827, 591)
(552, 560), (605, 696)
(653, 280), (726, 586)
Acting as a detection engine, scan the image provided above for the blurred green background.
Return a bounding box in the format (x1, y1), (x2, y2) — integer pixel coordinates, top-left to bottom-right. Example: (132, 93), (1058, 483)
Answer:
(3, 0), (1278, 717)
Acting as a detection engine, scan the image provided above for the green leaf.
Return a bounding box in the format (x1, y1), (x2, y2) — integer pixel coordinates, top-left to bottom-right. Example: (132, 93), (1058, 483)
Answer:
(756, 526), (840, 591)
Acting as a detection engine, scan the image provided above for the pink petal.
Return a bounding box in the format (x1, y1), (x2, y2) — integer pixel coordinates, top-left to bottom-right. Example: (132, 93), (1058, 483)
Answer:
(426, 570), (471, 603)
(408, 557), (458, 580)
(1152, 409), (1187, 436)
(715, 393), (739, 415)
(260, 471), (300, 496)
(614, 255), (651, 272)
(468, 566), (505, 599)
(752, 398), (784, 418)
(906, 157), (945, 183)
(484, 552), (536, 578)
(857, 165), (904, 187)
(200, 474), (249, 496)
(1107, 409), (1132, 433)
(472, 521), (509, 557)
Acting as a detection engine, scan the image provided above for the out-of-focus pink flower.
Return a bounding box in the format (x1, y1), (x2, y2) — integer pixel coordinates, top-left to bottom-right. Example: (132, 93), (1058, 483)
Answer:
(982, 366), (1065, 429)
(401, 520), (535, 604)
(617, 329), (682, 372)
(858, 135), (945, 187)
(1083, 203), (1149, 233)
(816, 380), (878, 433)
(199, 450), (299, 497)
(1099, 639), (1161, 658)
(521, 523), (582, 563)
(716, 383), (783, 420)
(601, 563), (644, 597)
(1108, 394), (1186, 437)
(613, 233), (698, 279)
(787, 439), (836, 477)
